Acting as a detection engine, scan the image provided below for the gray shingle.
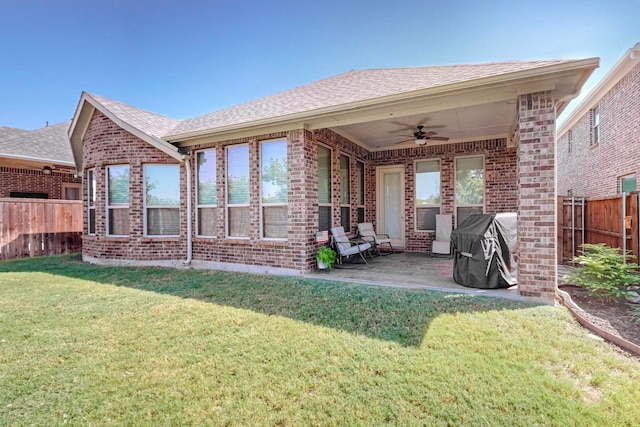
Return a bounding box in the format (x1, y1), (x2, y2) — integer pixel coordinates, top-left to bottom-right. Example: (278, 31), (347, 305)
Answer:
(88, 93), (181, 139)
(0, 121), (74, 165)
(169, 60), (574, 136)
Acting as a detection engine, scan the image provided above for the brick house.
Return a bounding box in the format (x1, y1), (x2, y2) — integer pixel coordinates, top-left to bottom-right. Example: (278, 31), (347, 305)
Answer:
(69, 59), (598, 301)
(557, 43), (640, 198)
(0, 121), (82, 199)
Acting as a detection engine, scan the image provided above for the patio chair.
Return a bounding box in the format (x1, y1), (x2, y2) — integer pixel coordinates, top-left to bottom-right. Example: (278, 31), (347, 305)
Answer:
(330, 226), (372, 264)
(430, 214), (453, 258)
(357, 222), (394, 255)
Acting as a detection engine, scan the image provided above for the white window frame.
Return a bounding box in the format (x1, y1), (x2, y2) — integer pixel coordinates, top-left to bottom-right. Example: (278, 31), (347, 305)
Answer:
(356, 160), (366, 224)
(196, 149), (218, 238)
(106, 164), (129, 237)
(454, 155), (485, 226)
(87, 169), (96, 235)
(592, 107), (600, 146)
(620, 174), (637, 194)
(143, 164), (180, 237)
(339, 153), (351, 232)
(318, 144), (333, 232)
(226, 144), (250, 239)
(414, 159), (441, 232)
(260, 138), (288, 240)
(567, 129), (573, 154)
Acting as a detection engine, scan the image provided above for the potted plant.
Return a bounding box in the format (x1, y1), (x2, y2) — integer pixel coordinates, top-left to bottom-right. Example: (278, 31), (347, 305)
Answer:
(316, 246), (337, 270)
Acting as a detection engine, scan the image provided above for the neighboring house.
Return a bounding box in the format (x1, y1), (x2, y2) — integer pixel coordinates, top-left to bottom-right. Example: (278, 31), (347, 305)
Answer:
(0, 121), (82, 199)
(557, 43), (640, 198)
(69, 58), (598, 301)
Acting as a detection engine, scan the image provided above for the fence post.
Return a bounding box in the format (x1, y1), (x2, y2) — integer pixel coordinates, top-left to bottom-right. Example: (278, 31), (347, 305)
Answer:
(623, 192), (627, 263)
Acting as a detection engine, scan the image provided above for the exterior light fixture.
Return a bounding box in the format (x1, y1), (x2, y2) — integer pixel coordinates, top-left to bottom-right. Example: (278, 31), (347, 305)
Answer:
(42, 166), (52, 175)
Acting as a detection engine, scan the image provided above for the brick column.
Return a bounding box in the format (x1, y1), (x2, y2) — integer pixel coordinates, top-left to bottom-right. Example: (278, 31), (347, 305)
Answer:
(517, 91), (557, 300)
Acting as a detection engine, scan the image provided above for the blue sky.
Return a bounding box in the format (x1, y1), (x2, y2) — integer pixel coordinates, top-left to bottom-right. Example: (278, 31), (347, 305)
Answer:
(1, 0), (638, 130)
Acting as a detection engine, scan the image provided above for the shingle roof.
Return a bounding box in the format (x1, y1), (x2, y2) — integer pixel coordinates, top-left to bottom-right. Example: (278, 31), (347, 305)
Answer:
(169, 60), (575, 137)
(88, 93), (181, 139)
(0, 121), (74, 165)
(0, 126), (28, 140)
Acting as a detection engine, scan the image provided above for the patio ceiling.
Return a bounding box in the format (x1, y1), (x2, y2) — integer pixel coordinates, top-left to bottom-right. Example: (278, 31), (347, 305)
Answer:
(305, 61), (598, 152)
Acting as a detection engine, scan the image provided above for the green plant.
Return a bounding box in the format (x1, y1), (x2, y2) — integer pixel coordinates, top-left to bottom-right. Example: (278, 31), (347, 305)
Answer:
(316, 246), (337, 269)
(566, 243), (640, 302)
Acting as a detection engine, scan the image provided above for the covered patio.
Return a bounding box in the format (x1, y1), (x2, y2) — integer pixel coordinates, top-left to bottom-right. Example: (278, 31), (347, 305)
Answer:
(306, 252), (535, 302)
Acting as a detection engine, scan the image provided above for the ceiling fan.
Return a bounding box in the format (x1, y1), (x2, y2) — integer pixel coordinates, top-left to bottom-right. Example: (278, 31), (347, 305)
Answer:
(395, 125), (450, 146)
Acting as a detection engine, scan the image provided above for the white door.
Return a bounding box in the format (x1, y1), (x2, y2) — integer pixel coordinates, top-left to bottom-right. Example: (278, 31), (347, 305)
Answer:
(377, 166), (405, 249)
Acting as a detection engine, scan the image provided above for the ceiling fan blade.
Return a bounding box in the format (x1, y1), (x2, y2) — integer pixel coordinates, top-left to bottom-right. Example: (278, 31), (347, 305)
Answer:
(395, 139), (413, 145)
(423, 131), (438, 137)
(427, 136), (450, 141)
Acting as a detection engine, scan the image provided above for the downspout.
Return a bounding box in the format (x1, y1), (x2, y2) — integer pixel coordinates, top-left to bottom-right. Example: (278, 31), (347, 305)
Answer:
(180, 150), (193, 265)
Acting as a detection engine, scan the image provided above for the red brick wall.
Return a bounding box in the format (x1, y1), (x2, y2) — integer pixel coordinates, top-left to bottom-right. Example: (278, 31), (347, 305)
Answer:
(517, 90), (557, 300)
(82, 105), (526, 277)
(82, 110), (187, 261)
(0, 166), (80, 199)
(368, 138), (518, 252)
(188, 129), (320, 272)
(557, 62), (640, 198)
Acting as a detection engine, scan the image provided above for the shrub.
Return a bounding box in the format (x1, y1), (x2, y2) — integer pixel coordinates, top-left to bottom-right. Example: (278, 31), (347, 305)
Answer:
(565, 243), (640, 302)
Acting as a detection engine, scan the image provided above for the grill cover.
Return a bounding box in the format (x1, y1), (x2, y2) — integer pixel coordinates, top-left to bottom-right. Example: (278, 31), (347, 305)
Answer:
(451, 213), (517, 289)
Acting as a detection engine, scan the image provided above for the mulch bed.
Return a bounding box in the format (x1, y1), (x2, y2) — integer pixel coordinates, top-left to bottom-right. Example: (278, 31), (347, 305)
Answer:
(559, 284), (640, 349)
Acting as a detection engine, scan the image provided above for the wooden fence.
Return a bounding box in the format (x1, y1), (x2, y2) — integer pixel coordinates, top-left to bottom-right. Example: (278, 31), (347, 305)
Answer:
(0, 198), (83, 260)
(558, 194), (639, 264)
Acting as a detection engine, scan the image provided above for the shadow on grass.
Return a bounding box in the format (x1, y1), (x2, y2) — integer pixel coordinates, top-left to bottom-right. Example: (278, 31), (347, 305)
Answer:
(0, 254), (538, 347)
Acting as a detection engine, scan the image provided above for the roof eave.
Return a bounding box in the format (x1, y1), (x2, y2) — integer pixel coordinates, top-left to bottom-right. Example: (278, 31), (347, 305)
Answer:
(166, 57), (599, 144)
(68, 92), (185, 172)
(558, 44), (640, 136)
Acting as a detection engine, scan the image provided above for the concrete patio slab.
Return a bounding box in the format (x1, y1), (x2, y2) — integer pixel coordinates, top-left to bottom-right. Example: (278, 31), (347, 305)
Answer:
(306, 252), (549, 304)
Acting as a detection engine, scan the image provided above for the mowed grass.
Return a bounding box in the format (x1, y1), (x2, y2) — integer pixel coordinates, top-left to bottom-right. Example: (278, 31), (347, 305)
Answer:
(1, 255), (639, 426)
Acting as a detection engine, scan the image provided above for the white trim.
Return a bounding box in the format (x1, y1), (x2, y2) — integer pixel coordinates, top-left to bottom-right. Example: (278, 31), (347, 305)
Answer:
(376, 165), (406, 248)
(260, 138), (288, 240)
(317, 143), (333, 232)
(339, 153), (351, 232)
(143, 164), (181, 237)
(167, 58), (599, 143)
(225, 144), (250, 239)
(195, 148), (218, 238)
(68, 92), (184, 172)
(414, 158), (442, 232)
(87, 168), (96, 236)
(356, 160), (366, 222)
(454, 155), (485, 226)
(105, 164), (129, 237)
(558, 43), (640, 137)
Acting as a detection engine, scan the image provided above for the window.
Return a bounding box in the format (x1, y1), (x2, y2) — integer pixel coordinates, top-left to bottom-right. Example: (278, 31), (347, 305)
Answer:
(592, 107), (600, 146)
(356, 161), (365, 223)
(318, 145), (332, 232)
(415, 160), (441, 231)
(144, 164), (180, 236)
(340, 154), (351, 232)
(62, 183), (81, 200)
(87, 169), (96, 235)
(226, 144), (250, 238)
(261, 138), (288, 239)
(106, 165), (129, 236)
(621, 175), (637, 193)
(455, 156), (484, 226)
(567, 129), (572, 154)
(196, 150), (217, 236)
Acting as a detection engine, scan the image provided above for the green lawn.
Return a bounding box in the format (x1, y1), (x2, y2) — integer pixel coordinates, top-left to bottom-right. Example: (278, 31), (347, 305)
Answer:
(1, 255), (639, 426)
